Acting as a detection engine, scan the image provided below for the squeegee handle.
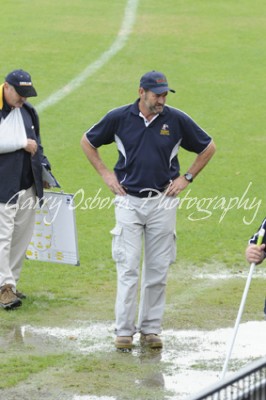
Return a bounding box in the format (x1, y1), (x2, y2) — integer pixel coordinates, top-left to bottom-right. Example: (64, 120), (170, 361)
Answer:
(257, 228), (265, 246)
(220, 227), (265, 380)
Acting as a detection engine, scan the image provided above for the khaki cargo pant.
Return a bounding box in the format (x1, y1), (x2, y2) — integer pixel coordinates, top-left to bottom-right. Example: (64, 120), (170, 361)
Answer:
(0, 186), (36, 290)
(111, 194), (178, 336)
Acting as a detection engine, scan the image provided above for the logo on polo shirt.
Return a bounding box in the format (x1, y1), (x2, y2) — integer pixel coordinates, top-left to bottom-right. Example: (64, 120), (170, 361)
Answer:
(160, 124), (170, 136)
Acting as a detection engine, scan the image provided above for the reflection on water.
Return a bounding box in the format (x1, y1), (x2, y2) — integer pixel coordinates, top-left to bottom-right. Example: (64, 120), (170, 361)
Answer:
(0, 321), (265, 399)
(137, 348), (165, 389)
(116, 343), (165, 390)
(0, 325), (24, 345)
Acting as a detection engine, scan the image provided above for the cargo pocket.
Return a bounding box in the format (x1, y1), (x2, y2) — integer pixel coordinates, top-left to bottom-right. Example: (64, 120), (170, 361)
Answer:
(110, 225), (126, 263)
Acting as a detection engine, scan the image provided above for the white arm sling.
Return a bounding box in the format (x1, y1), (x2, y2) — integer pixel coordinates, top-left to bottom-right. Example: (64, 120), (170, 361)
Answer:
(0, 107), (27, 154)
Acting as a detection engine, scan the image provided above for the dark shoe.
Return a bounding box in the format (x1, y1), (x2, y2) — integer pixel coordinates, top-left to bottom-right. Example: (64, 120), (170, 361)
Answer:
(115, 336), (133, 350)
(140, 333), (163, 349)
(16, 290), (27, 299)
(0, 284), (22, 310)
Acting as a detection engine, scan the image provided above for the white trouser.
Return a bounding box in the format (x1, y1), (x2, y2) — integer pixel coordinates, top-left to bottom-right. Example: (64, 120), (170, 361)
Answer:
(111, 194), (178, 336)
(0, 186), (37, 290)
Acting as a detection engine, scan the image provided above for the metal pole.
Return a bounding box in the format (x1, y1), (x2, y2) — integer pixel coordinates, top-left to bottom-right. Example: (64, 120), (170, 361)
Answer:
(220, 228), (265, 380)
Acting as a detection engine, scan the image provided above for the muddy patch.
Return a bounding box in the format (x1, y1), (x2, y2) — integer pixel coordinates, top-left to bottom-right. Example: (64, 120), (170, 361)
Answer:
(0, 320), (265, 399)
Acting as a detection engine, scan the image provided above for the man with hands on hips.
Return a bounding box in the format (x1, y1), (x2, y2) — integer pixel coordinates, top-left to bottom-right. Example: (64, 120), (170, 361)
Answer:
(81, 70), (216, 349)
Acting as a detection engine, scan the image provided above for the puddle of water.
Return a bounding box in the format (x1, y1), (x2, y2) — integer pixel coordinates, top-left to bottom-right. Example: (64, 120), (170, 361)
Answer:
(1, 320), (265, 399)
(194, 270), (266, 280)
(162, 321), (266, 398)
(73, 397), (116, 400)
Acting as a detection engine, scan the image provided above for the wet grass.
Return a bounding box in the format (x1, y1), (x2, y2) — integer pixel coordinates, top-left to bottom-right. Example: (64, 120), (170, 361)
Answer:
(0, 261), (265, 398)
(0, 323), (174, 399)
(70, 351), (171, 400)
(1, 0), (266, 398)
(0, 354), (66, 389)
(1, 260), (263, 333)
(164, 264), (265, 330)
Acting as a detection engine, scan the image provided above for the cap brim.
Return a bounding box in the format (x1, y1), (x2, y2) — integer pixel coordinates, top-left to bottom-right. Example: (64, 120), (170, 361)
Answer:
(150, 87), (175, 94)
(14, 85), (37, 97)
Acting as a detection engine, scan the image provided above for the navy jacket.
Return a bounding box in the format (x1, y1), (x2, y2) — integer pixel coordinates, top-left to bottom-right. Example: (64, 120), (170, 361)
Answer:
(0, 90), (50, 204)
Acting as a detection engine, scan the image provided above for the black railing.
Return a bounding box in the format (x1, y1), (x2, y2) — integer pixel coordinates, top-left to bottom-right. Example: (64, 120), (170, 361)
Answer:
(186, 357), (266, 400)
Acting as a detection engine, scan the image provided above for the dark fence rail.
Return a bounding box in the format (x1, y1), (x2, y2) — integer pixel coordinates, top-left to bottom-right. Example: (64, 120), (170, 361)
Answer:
(186, 357), (266, 400)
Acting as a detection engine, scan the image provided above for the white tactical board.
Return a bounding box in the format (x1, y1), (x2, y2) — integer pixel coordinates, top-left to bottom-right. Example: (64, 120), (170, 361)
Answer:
(26, 191), (80, 266)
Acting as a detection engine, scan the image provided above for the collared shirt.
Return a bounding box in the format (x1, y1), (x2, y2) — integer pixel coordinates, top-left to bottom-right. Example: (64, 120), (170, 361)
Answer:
(85, 99), (212, 196)
(139, 111), (159, 127)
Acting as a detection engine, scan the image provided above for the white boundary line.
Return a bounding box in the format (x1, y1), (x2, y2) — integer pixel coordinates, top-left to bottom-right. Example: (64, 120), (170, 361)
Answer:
(36, 0), (139, 113)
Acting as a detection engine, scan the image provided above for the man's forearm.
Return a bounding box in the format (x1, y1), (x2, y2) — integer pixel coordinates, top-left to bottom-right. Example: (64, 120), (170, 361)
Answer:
(80, 134), (126, 195)
(187, 140), (216, 179)
(80, 134), (110, 178)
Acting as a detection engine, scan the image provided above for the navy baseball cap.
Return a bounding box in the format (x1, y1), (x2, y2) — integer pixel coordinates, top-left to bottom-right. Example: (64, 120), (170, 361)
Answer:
(5, 69), (37, 97)
(140, 71), (175, 94)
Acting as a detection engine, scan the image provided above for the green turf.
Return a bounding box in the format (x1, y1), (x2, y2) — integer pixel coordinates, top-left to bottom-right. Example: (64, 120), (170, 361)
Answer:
(0, 0), (266, 398)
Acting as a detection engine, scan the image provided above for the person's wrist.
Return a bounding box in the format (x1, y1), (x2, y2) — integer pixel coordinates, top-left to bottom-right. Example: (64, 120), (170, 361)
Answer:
(184, 172), (193, 183)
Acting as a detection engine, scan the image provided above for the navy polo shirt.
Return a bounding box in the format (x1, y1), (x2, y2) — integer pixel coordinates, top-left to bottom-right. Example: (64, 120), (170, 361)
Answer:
(85, 99), (212, 195)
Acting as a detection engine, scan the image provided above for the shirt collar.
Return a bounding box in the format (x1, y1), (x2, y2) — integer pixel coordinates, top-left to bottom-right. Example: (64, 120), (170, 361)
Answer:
(139, 111), (159, 127)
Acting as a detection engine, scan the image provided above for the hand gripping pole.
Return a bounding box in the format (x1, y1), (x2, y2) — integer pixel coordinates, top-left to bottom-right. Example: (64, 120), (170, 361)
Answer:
(220, 228), (265, 380)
